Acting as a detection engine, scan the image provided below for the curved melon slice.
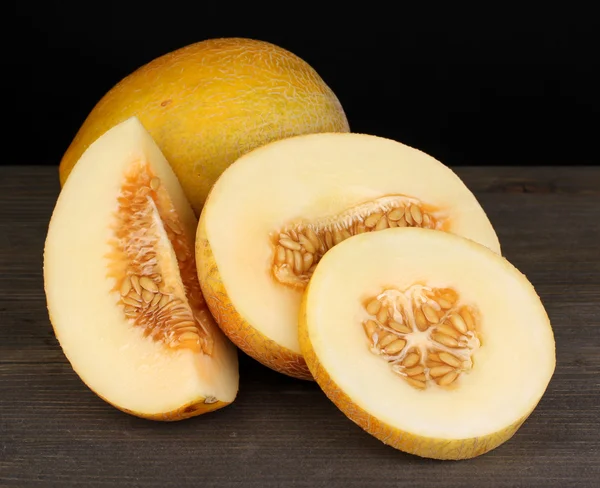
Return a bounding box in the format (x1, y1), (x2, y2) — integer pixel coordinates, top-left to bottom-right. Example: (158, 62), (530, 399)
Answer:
(196, 133), (501, 380)
(44, 117), (239, 420)
(299, 227), (555, 459)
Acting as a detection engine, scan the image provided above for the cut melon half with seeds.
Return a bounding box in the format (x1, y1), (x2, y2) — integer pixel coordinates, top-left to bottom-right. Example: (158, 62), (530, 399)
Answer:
(299, 227), (555, 459)
(196, 132), (501, 380)
(44, 117), (239, 420)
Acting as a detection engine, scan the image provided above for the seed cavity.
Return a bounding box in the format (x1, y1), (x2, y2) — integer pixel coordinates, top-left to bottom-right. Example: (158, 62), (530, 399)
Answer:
(271, 196), (443, 290)
(108, 160), (214, 355)
(363, 284), (481, 390)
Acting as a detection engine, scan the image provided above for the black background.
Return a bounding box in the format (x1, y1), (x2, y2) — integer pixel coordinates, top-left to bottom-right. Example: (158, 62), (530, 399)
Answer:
(8, 3), (600, 168)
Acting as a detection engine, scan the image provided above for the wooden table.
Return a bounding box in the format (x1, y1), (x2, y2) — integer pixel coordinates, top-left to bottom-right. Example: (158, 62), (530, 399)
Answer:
(1, 166), (599, 487)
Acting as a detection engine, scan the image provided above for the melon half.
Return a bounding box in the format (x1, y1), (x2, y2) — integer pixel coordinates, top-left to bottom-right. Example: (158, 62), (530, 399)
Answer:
(196, 133), (501, 380)
(44, 117), (239, 420)
(299, 227), (556, 459)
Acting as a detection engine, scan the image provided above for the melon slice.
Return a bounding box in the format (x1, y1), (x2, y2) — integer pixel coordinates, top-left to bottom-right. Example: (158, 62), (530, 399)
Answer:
(44, 117), (239, 420)
(196, 133), (501, 380)
(299, 227), (555, 459)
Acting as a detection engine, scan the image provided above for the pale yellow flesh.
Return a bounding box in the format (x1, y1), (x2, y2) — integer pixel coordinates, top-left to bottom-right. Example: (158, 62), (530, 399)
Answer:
(44, 117), (238, 417)
(202, 132), (501, 356)
(303, 227), (555, 441)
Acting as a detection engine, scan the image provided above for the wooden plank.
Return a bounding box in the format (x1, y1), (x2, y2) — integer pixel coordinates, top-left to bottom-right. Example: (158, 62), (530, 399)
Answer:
(1, 166), (599, 487)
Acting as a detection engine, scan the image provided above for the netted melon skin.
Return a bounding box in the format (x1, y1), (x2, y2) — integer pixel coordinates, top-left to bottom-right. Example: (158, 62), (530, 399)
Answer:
(59, 37), (350, 214)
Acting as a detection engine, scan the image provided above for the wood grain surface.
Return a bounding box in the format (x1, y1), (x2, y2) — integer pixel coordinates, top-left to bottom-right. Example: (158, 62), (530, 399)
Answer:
(1, 166), (599, 487)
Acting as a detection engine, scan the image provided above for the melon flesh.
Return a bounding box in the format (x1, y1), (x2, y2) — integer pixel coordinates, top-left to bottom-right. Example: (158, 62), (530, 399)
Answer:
(299, 227), (555, 459)
(196, 132), (501, 380)
(44, 117), (238, 420)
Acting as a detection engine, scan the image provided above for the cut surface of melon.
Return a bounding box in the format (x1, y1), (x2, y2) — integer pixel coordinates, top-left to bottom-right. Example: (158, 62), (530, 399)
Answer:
(196, 132), (501, 380)
(299, 227), (555, 459)
(44, 117), (238, 420)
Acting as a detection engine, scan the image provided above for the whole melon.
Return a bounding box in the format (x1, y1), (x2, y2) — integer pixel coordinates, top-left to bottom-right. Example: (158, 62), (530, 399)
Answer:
(59, 37), (350, 214)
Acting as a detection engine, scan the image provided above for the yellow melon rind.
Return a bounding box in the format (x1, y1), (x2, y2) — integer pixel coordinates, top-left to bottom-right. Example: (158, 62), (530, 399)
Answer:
(95, 383), (230, 421)
(111, 398), (231, 421)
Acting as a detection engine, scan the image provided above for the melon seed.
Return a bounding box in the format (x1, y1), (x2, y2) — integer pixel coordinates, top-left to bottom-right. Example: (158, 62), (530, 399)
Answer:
(298, 234), (316, 254)
(120, 278), (132, 297)
(402, 352), (420, 367)
(376, 306), (389, 324)
(150, 293), (162, 307)
(122, 296), (141, 307)
(139, 276), (158, 293)
(375, 216), (389, 231)
(405, 365), (425, 376)
(437, 323), (462, 340)
(429, 365), (455, 378)
(384, 339), (407, 355)
(364, 212), (383, 228)
(388, 207), (405, 221)
(437, 370), (460, 386)
(414, 308), (429, 332)
(280, 238), (301, 251)
(439, 352), (462, 368)
(379, 333), (397, 348)
(410, 205), (423, 225)
(142, 290), (154, 303)
(366, 299), (381, 315)
(422, 304), (439, 324)
(363, 320), (378, 340)
(450, 313), (468, 334)
(150, 177), (160, 191)
(131, 275), (141, 296)
(461, 307), (476, 331)
(432, 332), (460, 348)
(389, 321), (411, 334)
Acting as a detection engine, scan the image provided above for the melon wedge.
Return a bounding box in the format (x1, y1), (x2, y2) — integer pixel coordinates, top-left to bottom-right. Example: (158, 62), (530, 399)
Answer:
(44, 117), (239, 420)
(196, 133), (501, 380)
(299, 227), (556, 459)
